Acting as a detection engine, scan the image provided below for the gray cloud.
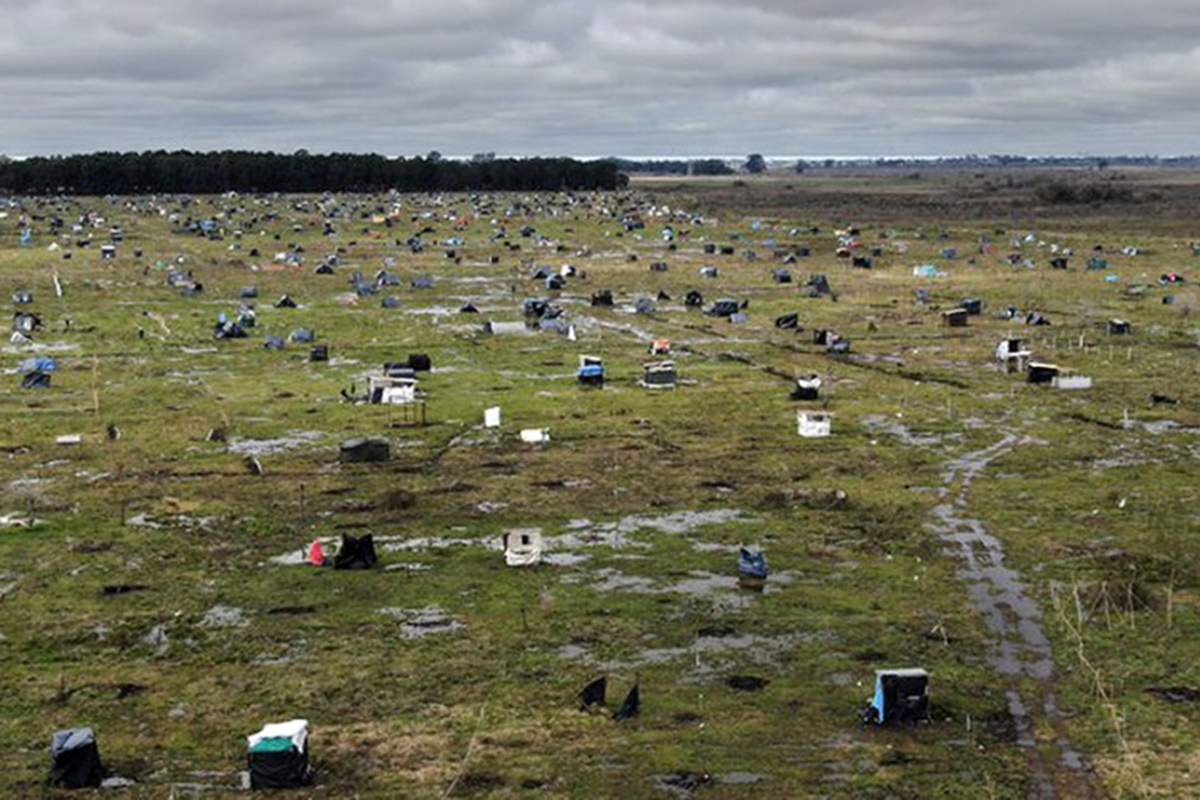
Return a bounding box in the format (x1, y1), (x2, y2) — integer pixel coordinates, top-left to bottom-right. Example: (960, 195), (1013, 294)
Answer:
(1, 0), (1199, 157)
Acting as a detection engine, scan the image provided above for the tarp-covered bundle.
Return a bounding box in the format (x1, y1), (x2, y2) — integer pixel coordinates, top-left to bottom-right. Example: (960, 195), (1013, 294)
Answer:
(333, 534), (378, 570)
(247, 719), (313, 790)
(48, 726), (104, 788)
(706, 298), (740, 318)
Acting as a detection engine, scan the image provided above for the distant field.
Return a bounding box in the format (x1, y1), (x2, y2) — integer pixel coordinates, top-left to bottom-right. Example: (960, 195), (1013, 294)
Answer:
(1, 171), (1198, 798)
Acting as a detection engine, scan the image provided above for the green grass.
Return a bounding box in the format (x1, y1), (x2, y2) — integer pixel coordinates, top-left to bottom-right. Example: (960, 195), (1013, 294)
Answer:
(2, 173), (1200, 797)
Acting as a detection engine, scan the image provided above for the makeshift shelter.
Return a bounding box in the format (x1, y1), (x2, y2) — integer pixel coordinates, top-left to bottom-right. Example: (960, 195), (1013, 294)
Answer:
(408, 353), (432, 372)
(634, 298), (656, 314)
(1108, 319), (1132, 335)
(368, 374), (417, 404)
(309, 345), (329, 362)
(806, 274), (831, 296)
(959, 298), (982, 315)
(1027, 362), (1059, 384)
(289, 328), (315, 343)
(12, 290), (32, 304)
(48, 727), (104, 788)
(100, 244), (116, 259)
(591, 290), (614, 307)
(775, 312), (799, 329)
(411, 275), (434, 289)
(247, 719), (313, 789)
(738, 547), (768, 591)
(649, 338), (670, 355)
(827, 338), (851, 355)
(790, 374), (821, 400)
(641, 360), (676, 388)
(339, 438), (390, 463)
(865, 669), (929, 727)
(941, 308), (968, 328)
(519, 428), (550, 444)
(333, 534), (378, 570)
(502, 529), (544, 566)
(797, 411), (832, 437)
(578, 356), (604, 387)
(852, 256), (873, 269)
(381, 296), (400, 308)
(707, 298), (740, 318)
(995, 338), (1032, 374)
(698, 266), (719, 278)
(773, 268), (792, 283)
(684, 290), (704, 307)
(523, 298), (550, 318)
(240, 286), (258, 298)
(263, 335), (286, 350)
(274, 294), (297, 308)
(13, 312), (41, 334)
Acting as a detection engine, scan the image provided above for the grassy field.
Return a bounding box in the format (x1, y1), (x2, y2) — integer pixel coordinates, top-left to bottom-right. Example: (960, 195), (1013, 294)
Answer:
(2, 170), (1199, 798)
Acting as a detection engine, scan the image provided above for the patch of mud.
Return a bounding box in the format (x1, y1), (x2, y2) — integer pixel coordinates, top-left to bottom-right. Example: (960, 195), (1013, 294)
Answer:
(377, 606), (465, 638)
(199, 605), (249, 628)
(715, 772), (767, 784)
(1122, 418), (1200, 434)
(126, 513), (220, 531)
(227, 430), (325, 456)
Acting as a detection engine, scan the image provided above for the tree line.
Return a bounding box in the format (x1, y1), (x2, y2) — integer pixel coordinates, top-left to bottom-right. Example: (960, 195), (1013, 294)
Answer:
(0, 151), (626, 194)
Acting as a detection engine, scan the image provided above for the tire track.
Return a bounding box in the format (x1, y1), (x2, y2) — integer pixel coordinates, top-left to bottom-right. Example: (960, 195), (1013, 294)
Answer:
(930, 435), (1098, 799)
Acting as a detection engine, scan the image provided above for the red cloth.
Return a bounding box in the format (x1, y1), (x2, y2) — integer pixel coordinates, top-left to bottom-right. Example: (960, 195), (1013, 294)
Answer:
(308, 539), (325, 566)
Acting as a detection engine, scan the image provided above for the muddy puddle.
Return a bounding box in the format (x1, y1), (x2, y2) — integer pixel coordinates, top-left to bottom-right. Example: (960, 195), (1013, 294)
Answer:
(561, 629), (825, 675)
(377, 605), (465, 638)
(270, 510), (754, 571)
(861, 414), (953, 446)
(561, 568), (796, 598)
(1122, 418), (1200, 434)
(930, 435), (1093, 797)
(227, 430), (325, 456)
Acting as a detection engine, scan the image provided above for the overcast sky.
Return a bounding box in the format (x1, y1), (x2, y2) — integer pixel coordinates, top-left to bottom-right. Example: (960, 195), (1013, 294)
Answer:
(2, 0), (1198, 159)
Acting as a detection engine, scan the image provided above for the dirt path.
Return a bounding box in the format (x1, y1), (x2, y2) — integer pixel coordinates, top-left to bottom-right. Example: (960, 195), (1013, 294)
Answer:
(930, 435), (1099, 800)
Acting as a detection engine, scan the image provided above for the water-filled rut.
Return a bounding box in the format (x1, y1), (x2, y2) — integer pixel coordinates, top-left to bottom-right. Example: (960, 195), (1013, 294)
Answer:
(929, 435), (1097, 799)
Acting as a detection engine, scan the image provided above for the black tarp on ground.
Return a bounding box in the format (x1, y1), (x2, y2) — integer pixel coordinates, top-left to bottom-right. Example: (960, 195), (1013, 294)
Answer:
(333, 534), (378, 570)
(613, 684), (640, 720)
(407, 353), (431, 372)
(48, 727), (104, 788)
(578, 676), (607, 709)
(22, 371), (51, 389)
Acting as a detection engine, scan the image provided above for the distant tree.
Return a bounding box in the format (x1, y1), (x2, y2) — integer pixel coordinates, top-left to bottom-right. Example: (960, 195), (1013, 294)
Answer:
(471, 152), (496, 163)
(426, 150), (443, 163)
(744, 153), (766, 174)
(794, 159), (807, 175)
